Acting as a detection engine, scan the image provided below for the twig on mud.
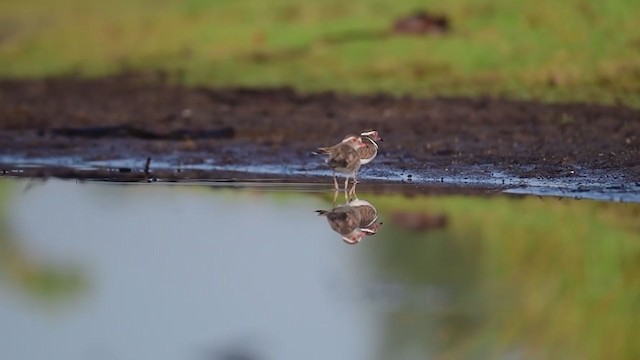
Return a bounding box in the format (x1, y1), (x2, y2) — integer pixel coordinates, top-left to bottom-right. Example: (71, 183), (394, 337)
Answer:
(144, 157), (154, 182)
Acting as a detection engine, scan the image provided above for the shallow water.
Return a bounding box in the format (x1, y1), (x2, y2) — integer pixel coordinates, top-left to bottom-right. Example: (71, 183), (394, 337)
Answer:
(1, 179), (639, 360)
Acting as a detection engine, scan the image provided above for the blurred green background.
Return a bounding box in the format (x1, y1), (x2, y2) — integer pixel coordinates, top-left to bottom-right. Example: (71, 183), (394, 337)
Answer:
(3, 176), (640, 358)
(1, 0), (639, 105)
(362, 193), (640, 359)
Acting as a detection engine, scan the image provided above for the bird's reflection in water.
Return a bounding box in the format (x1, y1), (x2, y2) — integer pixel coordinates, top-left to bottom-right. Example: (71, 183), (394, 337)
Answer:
(316, 192), (382, 245)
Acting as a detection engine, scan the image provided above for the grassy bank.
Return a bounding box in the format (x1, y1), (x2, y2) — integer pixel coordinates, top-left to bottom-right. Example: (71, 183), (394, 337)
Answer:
(1, 0), (640, 105)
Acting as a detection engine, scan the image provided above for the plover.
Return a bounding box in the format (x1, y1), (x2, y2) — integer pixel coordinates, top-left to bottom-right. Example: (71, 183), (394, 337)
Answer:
(358, 130), (383, 165)
(350, 198), (383, 235)
(350, 199), (378, 227)
(315, 135), (365, 192)
(316, 205), (367, 244)
(316, 197), (382, 245)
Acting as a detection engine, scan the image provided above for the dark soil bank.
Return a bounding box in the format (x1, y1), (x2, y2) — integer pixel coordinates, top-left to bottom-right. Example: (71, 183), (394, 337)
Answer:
(0, 74), (639, 186)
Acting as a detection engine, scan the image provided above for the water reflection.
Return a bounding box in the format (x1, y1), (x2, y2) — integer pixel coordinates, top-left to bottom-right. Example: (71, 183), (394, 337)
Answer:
(0, 182), (85, 303)
(0, 179), (381, 360)
(0, 179), (639, 360)
(316, 194), (382, 244)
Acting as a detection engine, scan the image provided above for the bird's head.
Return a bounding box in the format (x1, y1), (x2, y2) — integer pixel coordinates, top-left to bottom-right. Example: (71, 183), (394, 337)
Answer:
(342, 229), (366, 245)
(360, 130), (383, 142)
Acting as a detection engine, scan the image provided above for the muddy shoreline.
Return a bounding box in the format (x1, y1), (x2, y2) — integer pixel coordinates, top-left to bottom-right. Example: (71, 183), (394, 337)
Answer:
(1, 75), (639, 200)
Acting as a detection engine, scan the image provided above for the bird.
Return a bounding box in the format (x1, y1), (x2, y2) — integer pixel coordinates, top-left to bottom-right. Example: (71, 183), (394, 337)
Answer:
(315, 135), (366, 193)
(316, 205), (367, 245)
(349, 199), (379, 228)
(314, 131), (381, 194)
(358, 130), (383, 165)
(350, 198), (383, 236)
(316, 198), (382, 245)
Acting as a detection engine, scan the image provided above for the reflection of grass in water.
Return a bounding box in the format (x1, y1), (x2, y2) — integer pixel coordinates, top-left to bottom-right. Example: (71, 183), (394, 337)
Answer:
(1, 0), (640, 105)
(0, 180), (85, 304)
(362, 194), (640, 359)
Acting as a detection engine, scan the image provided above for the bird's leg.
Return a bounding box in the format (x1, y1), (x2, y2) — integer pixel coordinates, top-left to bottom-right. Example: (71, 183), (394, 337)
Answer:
(332, 188), (339, 206)
(350, 174), (358, 198)
(343, 175), (350, 202)
(333, 172), (340, 191)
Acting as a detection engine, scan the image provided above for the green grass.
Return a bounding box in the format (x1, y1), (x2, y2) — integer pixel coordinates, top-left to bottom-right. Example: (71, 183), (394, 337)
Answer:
(359, 194), (640, 359)
(1, 0), (640, 105)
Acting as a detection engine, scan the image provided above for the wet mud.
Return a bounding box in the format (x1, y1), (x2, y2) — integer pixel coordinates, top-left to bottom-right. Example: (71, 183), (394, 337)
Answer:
(1, 74), (639, 201)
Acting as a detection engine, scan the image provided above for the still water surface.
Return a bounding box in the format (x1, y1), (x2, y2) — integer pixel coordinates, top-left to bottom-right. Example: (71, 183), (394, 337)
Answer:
(0, 179), (639, 360)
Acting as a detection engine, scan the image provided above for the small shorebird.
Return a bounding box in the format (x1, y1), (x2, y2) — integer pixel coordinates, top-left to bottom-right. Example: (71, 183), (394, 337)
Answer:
(350, 198), (383, 236)
(315, 131), (381, 195)
(316, 205), (366, 244)
(350, 199), (380, 230)
(316, 198), (382, 245)
(358, 130), (383, 165)
(315, 135), (366, 193)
